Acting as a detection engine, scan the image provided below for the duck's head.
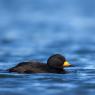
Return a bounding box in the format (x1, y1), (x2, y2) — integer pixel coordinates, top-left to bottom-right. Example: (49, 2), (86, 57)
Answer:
(47, 54), (72, 69)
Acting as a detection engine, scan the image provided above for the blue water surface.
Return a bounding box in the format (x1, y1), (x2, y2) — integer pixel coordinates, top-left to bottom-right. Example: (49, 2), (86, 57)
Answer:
(0, 0), (95, 95)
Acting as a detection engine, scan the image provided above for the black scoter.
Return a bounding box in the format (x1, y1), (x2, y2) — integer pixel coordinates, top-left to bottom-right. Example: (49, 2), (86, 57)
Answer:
(7, 54), (72, 74)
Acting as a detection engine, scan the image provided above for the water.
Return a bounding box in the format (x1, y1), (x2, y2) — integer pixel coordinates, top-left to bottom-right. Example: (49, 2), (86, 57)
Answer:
(0, 0), (95, 95)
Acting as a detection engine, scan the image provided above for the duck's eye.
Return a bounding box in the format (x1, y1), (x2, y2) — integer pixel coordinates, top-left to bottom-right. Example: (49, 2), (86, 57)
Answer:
(63, 61), (71, 67)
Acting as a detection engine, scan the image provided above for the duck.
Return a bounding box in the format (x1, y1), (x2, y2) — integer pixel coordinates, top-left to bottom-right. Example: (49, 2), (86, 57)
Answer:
(7, 54), (72, 74)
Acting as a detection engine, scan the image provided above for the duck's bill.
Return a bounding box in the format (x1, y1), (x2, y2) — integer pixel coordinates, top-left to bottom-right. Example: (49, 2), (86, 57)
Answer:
(63, 61), (72, 67)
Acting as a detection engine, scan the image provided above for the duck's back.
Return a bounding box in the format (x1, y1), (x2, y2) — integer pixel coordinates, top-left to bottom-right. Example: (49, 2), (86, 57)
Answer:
(7, 61), (49, 73)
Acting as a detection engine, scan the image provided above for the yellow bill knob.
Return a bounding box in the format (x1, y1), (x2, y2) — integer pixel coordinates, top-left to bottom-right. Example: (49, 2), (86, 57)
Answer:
(63, 61), (71, 67)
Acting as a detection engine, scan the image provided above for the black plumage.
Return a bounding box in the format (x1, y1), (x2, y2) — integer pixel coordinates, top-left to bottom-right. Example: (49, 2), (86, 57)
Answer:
(7, 54), (71, 74)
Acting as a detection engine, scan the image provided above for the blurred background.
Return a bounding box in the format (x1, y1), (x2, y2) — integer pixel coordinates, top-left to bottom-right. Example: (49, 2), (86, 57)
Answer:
(0, 0), (95, 95)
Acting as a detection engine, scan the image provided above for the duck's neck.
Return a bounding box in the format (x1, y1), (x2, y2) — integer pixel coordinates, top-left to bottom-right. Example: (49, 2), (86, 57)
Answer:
(48, 66), (66, 73)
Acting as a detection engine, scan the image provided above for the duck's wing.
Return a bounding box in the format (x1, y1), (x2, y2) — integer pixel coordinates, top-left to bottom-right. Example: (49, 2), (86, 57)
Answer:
(7, 61), (47, 73)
